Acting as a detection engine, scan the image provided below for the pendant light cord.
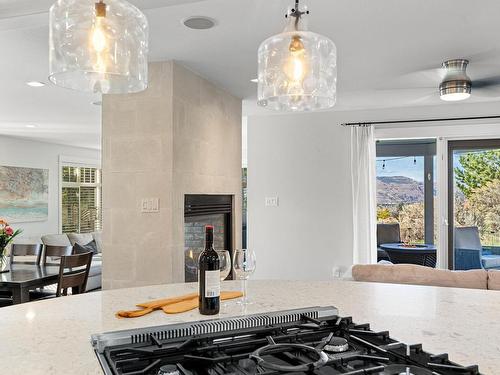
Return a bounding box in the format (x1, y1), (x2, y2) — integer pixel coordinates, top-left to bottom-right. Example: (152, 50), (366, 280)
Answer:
(286, 0), (309, 19)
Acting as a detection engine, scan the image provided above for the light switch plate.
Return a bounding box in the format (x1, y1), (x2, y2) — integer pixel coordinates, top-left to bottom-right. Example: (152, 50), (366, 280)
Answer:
(141, 198), (160, 213)
(265, 196), (279, 207)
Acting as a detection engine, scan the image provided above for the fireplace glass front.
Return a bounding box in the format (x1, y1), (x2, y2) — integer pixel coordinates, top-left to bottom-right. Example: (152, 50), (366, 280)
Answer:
(184, 195), (232, 282)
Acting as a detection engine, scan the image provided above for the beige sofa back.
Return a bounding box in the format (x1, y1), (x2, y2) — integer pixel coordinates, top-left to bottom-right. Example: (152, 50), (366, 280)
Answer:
(352, 264), (488, 290)
(41, 234), (71, 246)
(488, 270), (500, 290)
(41, 232), (102, 253)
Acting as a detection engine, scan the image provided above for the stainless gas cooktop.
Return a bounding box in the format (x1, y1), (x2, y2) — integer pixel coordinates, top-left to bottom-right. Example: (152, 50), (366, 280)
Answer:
(91, 306), (480, 375)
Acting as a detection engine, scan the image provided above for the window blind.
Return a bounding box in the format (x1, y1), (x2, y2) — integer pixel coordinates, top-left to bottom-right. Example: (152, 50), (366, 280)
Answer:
(61, 166), (102, 234)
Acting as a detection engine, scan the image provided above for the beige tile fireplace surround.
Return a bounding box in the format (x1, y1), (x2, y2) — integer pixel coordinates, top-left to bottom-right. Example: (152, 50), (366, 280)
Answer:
(101, 61), (242, 289)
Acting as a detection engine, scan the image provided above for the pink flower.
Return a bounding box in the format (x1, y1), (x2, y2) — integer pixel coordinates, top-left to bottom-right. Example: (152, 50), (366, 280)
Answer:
(5, 227), (13, 236)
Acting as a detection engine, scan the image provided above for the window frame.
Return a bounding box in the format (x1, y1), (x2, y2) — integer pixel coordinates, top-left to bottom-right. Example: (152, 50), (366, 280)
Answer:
(58, 155), (101, 234)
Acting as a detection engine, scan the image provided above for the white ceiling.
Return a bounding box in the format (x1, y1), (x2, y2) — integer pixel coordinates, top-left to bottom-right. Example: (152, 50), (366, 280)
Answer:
(2, 0), (500, 149)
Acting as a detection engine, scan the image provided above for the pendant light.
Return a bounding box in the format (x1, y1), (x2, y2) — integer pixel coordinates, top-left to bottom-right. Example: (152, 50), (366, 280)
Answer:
(257, 0), (337, 112)
(49, 0), (149, 94)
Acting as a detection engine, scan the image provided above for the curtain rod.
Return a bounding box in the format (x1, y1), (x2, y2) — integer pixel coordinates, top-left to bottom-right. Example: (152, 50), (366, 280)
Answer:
(341, 114), (500, 127)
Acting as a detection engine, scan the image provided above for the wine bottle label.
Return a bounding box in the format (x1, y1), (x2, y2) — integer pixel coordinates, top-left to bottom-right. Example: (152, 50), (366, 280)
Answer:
(204, 270), (220, 298)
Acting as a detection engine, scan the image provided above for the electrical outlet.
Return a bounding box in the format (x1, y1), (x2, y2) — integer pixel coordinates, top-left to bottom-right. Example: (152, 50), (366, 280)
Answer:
(332, 266), (347, 279)
(265, 196), (279, 207)
(141, 198), (160, 213)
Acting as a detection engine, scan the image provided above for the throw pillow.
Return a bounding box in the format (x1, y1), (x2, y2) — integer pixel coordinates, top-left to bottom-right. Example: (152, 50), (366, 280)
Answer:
(73, 240), (98, 255)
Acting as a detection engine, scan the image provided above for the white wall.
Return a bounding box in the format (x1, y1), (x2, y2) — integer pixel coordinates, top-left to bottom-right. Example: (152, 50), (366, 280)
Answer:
(248, 112), (354, 280)
(247, 101), (500, 280)
(0, 136), (100, 240)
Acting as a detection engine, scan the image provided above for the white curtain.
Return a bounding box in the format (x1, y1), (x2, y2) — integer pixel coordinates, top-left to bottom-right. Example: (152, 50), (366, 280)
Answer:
(350, 126), (377, 264)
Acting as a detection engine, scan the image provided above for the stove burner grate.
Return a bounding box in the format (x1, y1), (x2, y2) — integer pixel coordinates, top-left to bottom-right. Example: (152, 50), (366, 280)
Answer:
(250, 337), (329, 372)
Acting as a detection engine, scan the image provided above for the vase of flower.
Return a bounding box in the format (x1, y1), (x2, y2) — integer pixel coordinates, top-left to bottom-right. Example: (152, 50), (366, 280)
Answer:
(0, 219), (22, 273)
(0, 252), (8, 273)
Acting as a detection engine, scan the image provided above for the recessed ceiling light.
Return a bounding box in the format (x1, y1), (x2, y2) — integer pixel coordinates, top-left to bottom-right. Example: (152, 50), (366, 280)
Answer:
(183, 16), (216, 30)
(26, 81), (46, 87)
(92, 100), (102, 106)
(250, 78), (258, 83)
(25, 124), (38, 128)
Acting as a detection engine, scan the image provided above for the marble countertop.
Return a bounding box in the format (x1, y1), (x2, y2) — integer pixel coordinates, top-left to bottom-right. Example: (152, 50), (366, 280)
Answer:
(0, 280), (499, 374)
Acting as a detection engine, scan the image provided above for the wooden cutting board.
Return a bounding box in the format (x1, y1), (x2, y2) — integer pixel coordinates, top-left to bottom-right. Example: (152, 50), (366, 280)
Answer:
(116, 291), (243, 318)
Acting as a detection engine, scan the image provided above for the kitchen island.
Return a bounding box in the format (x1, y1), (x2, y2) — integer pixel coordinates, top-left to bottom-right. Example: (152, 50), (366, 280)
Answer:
(0, 280), (499, 374)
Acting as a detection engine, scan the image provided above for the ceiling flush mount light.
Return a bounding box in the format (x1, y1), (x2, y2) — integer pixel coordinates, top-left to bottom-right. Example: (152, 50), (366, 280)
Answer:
(183, 16), (216, 30)
(439, 59), (471, 101)
(49, 0), (149, 94)
(26, 81), (46, 87)
(257, 0), (337, 112)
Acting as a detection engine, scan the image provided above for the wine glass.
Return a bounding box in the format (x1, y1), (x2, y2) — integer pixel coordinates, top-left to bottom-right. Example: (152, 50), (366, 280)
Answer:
(217, 250), (231, 281)
(233, 249), (256, 305)
(184, 248), (200, 282)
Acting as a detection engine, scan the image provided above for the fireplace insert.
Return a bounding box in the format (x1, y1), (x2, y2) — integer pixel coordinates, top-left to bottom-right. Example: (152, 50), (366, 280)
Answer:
(184, 194), (233, 282)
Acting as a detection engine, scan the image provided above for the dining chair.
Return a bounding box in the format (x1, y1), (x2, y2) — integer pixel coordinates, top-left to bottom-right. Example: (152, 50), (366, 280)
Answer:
(56, 251), (93, 296)
(28, 245), (74, 299)
(9, 244), (43, 265)
(42, 245), (73, 264)
(0, 298), (12, 307)
(31, 252), (93, 300)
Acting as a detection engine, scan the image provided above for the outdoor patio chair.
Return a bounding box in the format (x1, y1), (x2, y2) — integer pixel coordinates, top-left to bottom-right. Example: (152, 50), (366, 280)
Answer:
(377, 223), (401, 262)
(454, 226), (500, 270)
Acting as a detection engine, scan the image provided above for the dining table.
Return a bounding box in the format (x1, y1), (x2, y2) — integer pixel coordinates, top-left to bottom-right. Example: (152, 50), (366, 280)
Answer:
(0, 263), (61, 304)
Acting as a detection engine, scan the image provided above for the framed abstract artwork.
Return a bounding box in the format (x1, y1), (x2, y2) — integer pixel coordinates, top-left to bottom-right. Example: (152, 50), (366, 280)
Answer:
(0, 166), (49, 222)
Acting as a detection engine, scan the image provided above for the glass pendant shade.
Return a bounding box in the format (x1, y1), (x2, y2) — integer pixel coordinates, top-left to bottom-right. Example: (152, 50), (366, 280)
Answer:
(49, 0), (149, 94)
(258, 10), (337, 112)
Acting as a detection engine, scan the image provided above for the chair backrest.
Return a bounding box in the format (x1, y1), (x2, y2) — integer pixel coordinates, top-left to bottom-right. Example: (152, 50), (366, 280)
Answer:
(454, 226), (482, 251)
(454, 227), (483, 270)
(377, 223), (401, 245)
(56, 252), (93, 297)
(43, 245), (73, 264)
(10, 244), (43, 265)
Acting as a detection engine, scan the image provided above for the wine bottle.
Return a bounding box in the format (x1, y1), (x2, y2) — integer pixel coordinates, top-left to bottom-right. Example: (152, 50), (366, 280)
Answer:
(199, 225), (220, 315)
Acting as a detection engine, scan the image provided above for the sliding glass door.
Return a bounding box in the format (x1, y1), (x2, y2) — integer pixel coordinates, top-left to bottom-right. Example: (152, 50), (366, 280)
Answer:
(376, 139), (437, 250)
(448, 139), (500, 269)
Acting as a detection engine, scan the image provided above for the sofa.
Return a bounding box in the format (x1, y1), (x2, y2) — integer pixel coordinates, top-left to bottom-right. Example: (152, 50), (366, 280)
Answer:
(352, 264), (500, 290)
(39, 232), (102, 291)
